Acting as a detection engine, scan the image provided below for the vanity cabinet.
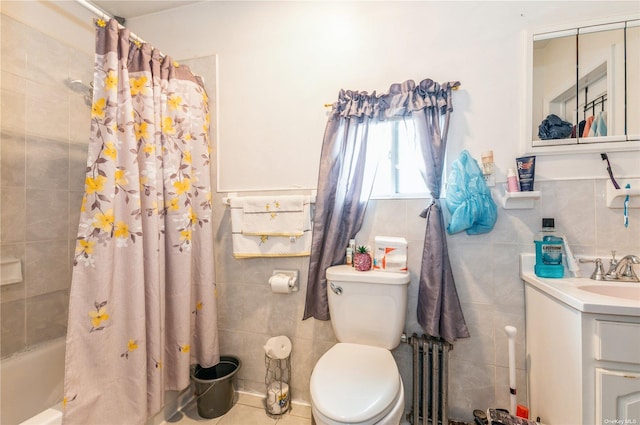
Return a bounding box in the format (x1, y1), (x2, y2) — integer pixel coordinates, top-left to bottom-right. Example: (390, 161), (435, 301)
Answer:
(597, 369), (640, 423)
(525, 284), (640, 424)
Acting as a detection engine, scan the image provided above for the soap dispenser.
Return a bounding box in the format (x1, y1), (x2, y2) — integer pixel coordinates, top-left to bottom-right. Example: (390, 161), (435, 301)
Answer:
(534, 218), (564, 278)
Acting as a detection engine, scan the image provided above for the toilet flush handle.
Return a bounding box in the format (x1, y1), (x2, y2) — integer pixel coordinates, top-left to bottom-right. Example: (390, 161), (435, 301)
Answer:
(330, 282), (342, 295)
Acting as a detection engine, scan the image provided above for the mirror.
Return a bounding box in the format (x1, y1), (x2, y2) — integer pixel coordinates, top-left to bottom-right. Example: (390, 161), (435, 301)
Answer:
(532, 31), (577, 145)
(627, 21), (640, 140)
(578, 24), (625, 143)
(530, 19), (637, 148)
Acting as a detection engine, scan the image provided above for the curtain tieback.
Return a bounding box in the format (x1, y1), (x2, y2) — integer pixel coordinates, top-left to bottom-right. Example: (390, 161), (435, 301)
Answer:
(419, 199), (438, 218)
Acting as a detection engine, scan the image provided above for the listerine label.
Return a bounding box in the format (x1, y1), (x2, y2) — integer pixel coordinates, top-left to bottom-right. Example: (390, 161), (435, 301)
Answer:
(541, 243), (562, 265)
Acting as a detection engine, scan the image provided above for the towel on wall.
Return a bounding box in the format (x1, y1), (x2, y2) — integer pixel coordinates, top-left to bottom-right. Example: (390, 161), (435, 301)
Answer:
(588, 111), (607, 137)
(230, 196), (312, 258)
(241, 195), (305, 236)
(582, 115), (595, 137)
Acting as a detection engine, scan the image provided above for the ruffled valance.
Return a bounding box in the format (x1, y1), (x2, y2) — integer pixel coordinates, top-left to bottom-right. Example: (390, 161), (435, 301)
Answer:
(328, 79), (460, 121)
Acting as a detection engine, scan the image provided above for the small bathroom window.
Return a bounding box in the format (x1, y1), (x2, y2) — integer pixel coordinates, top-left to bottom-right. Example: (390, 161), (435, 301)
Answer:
(370, 117), (431, 199)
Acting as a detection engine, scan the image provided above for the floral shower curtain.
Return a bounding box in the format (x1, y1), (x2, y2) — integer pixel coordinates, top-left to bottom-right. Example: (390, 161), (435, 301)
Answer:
(63, 19), (219, 425)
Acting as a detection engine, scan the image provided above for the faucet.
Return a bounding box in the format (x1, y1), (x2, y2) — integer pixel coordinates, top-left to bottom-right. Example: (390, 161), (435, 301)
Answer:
(579, 257), (606, 280)
(609, 255), (640, 282)
(605, 250), (618, 277)
(580, 254), (640, 282)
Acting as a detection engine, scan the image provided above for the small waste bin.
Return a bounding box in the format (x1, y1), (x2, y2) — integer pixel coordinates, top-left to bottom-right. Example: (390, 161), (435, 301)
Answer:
(191, 355), (241, 419)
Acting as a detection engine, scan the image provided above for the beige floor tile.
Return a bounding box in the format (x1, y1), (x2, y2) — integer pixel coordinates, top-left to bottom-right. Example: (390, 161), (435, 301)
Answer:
(288, 404), (312, 419)
(217, 404), (277, 425)
(274, 413), (312, 425)
(237, 392), (266, 409)
(165, 392), (313, 425)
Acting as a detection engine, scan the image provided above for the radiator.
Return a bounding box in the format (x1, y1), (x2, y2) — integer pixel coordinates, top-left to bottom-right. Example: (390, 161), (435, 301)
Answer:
(407, 333), (452, 425)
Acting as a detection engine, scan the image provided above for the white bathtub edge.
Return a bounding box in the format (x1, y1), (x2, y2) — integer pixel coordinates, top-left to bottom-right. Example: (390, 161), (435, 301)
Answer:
(19, 407), (62, 425)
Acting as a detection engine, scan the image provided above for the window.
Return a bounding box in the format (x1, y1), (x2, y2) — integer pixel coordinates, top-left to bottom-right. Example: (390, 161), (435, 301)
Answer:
(369, 117), (430, 198)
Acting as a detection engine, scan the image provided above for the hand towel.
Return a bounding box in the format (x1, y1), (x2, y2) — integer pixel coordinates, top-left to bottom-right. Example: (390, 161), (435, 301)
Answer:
(230, 196), (312, 258)
(581, 115), (595, 138)
(589, 111), (607, 137)
(240, 195), (305, 236)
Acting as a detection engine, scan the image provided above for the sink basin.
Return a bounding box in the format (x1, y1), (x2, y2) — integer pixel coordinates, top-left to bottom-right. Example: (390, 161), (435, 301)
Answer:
(579, 284), (640, 301)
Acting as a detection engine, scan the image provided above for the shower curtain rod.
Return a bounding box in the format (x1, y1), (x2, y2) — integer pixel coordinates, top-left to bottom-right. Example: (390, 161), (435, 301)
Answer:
(73, 0), (166, 58)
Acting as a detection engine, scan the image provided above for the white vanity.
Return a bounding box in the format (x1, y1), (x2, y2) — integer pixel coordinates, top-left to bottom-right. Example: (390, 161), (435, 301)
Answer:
(520, 254), (640, 424)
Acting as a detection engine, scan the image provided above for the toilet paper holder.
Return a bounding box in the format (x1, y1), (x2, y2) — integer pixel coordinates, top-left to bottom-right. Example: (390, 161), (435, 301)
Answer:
(270, 270), (299, 292)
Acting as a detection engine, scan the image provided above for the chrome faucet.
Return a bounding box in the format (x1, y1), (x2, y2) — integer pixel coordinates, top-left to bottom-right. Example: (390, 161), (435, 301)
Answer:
(579, 258), (606, 280)
(605, 250), (618, 277)
(610, 255), (640, 282)
(580, 254), (640, 282)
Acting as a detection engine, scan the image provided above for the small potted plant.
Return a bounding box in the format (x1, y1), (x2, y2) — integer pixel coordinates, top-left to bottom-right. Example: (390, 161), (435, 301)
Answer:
(354, 245), (372, 271)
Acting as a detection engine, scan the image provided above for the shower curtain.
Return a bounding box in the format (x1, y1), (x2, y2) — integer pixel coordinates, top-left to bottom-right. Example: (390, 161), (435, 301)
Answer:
(63, 19), (219, 425)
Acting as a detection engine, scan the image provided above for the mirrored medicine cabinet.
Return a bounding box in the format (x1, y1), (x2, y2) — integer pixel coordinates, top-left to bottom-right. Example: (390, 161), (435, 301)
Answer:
(528, 18), (640, 151)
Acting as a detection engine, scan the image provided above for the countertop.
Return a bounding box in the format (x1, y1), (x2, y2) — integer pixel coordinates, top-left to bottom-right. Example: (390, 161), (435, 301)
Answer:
(520, 253), (640, 316)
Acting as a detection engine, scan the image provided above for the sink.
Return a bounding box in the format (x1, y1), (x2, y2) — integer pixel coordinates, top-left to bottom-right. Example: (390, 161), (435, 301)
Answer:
(521, 253), (640, 315)
(579, 284), (640, 301)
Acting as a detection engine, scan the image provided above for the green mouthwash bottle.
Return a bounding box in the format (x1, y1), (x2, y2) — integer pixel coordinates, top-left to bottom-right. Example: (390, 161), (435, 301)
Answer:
(534, 218), (564, 278)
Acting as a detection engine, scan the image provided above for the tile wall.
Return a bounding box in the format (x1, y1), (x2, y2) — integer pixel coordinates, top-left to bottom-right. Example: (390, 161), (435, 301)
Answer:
(2, 11), (639, 424)
(212, 178), (640, 421)
(0, 14), (92, 358)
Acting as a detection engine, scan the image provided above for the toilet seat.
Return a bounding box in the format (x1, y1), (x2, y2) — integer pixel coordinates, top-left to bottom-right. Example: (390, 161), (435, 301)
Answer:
(310, 343), (402, 424)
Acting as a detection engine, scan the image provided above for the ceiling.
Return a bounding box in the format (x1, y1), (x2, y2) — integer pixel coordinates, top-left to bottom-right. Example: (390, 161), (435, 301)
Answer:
(92, 0), (201, 20)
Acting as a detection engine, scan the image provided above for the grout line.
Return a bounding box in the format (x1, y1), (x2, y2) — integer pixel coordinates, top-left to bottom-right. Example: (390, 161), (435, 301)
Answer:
(236, 391), (312, 419)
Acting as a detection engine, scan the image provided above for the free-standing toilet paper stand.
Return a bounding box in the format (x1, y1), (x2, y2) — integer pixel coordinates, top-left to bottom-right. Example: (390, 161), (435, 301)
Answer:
(264, 355), (291, 417)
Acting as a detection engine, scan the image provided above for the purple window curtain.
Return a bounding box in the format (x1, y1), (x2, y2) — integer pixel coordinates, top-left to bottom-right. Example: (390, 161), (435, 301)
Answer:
(304, 80), (470, 345)
(413, 81), (470, 343)
(63, 19), (219, 425)
(303, 103), (378, 320)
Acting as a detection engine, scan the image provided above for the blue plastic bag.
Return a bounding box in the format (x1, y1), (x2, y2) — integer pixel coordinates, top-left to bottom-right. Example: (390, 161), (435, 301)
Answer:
(445, 150), (497, 235)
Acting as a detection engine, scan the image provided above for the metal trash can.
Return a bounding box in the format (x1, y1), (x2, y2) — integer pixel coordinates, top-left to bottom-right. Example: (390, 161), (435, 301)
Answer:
(191, 356), (241, 419)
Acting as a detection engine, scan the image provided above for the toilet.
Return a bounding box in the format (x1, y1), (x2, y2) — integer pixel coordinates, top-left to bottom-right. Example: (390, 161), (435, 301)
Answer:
(310, 265), (410, 425)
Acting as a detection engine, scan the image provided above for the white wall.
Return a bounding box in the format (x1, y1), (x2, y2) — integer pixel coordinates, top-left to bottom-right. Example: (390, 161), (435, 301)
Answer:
(125, 1), (640, 192)
(5, 1), (637, 189)
(3, 1), (639, 421)
(0, 1), (95, 54)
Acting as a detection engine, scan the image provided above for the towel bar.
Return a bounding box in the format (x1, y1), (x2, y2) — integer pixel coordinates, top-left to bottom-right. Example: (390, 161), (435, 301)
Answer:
(222, 191), (317, 206)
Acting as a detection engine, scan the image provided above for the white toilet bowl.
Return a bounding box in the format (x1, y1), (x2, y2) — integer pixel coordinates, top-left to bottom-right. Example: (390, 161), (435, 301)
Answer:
(310, 343), (405, 425)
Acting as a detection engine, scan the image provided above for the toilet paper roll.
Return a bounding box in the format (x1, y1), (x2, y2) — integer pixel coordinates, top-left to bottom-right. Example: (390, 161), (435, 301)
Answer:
(269, 274), (292, 293)
(267, 381), (290, 415)
(264, 335), (292, 359)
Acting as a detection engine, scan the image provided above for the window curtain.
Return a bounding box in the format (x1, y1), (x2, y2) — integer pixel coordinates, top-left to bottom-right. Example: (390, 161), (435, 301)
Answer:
(413, 80), (470, 343)
(304, 80), (469, 346)
(63, 19), (219, 425)
(303, 96), (379, 320)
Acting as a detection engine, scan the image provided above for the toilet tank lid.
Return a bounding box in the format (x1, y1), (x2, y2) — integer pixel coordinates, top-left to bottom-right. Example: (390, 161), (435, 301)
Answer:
(326, 265), (410, 285)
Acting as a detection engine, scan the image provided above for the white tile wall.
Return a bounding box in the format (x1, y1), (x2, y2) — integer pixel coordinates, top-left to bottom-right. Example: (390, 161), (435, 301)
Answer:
(0, 14), (92, 358)
(212, 180), (640, 422)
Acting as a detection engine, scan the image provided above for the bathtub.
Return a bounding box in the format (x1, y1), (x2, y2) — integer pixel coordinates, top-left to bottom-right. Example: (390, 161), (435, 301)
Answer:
(0, 337), (194, 425)
(0, 338), (65, 425)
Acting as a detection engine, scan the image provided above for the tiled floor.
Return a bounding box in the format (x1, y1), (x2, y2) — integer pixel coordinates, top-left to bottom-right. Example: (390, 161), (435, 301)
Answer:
(164, 393), (312, 425)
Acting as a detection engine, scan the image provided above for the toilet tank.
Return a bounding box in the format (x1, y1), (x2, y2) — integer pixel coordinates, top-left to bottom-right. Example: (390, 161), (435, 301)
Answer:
(326, 265), (410, 349)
